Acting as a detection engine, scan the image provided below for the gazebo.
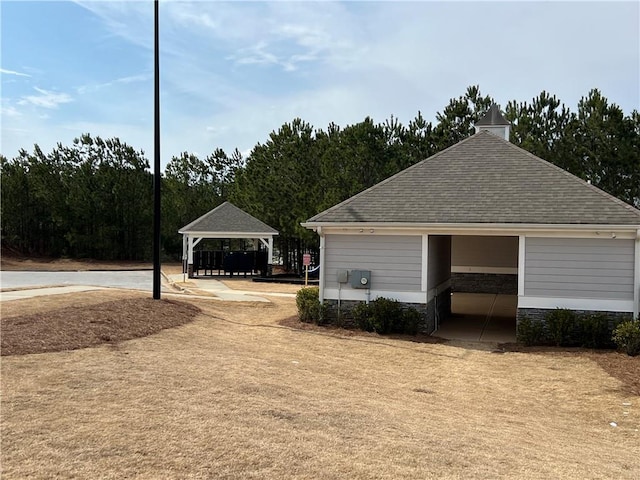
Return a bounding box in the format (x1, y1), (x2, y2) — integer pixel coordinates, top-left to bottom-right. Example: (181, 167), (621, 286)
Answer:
(179, 202), (278, 277)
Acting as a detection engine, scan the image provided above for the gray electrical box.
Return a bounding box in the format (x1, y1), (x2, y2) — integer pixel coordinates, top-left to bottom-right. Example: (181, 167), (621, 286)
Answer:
(350, 270), (371, 289)
(336, 269), (348, 284)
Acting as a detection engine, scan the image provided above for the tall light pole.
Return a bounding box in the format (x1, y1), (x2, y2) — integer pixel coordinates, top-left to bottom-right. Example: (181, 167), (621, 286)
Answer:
(153, 0), (161, 299)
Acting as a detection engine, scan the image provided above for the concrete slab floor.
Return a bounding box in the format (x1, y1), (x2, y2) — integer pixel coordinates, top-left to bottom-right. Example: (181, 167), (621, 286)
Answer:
(435, 293), (517, 343)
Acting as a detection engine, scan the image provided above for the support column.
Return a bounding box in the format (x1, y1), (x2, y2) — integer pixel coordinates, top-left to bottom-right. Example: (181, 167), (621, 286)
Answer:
(267, 237), (274, 265)
(516, 235), (527, 328)
(259, 237), (275, 276)
(518, 235), (526, 297)
(187, 236), (194, 278)
(634, 229), (639, 318)
(421, 234), (429, 295)
(182, 234), (188, 274)
(318, 228), (325, 303)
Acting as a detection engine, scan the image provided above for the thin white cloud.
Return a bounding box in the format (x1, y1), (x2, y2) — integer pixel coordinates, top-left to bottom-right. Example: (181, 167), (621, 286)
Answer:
(19, 87), (73, 109)
(0, 68), (31, 78)
(221, 3), (358, 73)
(0, 105), (22, 117)
(231, 42), (282, 69)
(116, 74), (148, 84)
(77, 73), (149, 95)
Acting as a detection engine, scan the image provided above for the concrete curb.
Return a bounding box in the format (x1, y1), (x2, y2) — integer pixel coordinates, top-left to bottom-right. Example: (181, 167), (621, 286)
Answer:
(163, 273), (271, 303)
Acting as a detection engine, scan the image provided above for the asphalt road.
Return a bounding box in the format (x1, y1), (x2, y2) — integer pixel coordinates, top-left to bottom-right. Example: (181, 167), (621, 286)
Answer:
(0, 270), (168, 292)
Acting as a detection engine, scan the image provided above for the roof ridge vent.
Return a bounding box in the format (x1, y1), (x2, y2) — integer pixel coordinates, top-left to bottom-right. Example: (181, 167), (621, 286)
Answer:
(474, 104), (511, 141)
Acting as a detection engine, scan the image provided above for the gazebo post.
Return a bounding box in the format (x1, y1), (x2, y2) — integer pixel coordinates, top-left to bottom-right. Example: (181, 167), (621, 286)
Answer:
(267, 237), (274, 265)
(258, 237), (274, 276)
(182, 234), (188, 279)
(267, 236), (274, 277)
(187, 236), (194, 278)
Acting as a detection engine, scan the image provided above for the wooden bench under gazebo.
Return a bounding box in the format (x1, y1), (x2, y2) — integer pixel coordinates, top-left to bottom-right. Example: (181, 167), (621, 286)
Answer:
(179, 202), (278, 278)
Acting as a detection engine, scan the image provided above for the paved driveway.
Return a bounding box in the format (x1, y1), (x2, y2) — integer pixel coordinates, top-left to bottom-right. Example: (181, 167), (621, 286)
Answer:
(0, 271), (270, 302)
(435, 293), (517, 343)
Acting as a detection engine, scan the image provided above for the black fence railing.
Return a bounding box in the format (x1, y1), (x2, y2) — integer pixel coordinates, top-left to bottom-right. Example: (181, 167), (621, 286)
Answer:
(191, 250), (268, 277)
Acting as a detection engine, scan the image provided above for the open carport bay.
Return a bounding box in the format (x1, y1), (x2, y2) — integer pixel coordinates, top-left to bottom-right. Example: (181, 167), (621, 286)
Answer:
(435, 293), (517, 343)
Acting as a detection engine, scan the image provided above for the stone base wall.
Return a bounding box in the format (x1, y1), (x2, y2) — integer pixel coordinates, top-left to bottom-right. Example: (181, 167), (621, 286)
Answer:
(451, 273), (517, 294)
(516, 307), (633, 340)
(516, 308), (632, 324)
(322, 300), (363, 330)
(322, 288), (452, 335)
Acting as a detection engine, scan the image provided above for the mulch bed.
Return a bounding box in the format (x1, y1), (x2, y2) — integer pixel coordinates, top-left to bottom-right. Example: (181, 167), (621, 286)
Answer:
(279, 316), (446, 344)
(587, 352), (640, 396)
(500, 343), (640, 396)
(1, 298), (201, 356)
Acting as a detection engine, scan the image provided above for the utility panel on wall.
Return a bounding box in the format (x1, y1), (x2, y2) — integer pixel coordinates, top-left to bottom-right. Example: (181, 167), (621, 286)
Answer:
(336, 269), (348, 283)
(350, 270), (371, 289)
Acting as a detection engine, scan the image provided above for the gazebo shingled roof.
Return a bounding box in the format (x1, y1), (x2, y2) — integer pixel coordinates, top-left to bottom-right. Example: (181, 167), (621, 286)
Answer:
(179, 201), (278, 235)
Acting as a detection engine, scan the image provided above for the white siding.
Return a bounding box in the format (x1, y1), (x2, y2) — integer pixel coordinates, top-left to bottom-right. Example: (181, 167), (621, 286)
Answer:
(428, 235), (451, 289)
(524, 237), (635, 300)
(452, 235), (518, 272)
(325, 234), (422, 291)
(476, 125), (509, 140)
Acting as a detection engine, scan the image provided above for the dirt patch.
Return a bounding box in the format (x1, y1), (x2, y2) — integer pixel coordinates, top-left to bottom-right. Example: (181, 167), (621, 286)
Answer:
(586, 352), (640, 396)
(279, 315), (372, 337)
(280, 316), (454, 343)
(2, 256), (148, 271)
(1, 254), (183, 273)
(1, 295), (201, 356)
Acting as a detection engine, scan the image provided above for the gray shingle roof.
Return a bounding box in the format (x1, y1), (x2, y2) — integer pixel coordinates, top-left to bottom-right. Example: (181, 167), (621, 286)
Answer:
(179, 202), (278, 234)
(307, 131), (640, 225)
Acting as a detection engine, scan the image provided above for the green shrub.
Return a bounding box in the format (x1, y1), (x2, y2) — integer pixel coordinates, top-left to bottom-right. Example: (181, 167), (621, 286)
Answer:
(370, 297), (400, 334)
(545, 309), (578, 346)
(401, 307), (422, 335)
(351, 298), (422, 335)
(352, 302), (374, 332)
(578, 313), (616, 349)
(296, 287), (323, 324)
(518, 310), (631, 350)
(517, 315), (546, 346)
(612, 320), (640, 356)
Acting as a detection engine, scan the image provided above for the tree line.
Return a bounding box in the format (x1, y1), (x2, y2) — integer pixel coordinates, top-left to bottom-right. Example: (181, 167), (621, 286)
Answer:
(1, 86), (638, 271)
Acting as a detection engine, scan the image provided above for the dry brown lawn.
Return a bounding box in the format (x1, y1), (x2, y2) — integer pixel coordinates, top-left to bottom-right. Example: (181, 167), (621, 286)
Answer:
(221, 278), (302, 295)
(1, 279), (640, 478)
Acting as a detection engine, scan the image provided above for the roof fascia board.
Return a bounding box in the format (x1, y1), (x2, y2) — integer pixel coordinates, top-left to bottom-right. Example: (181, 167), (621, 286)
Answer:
(302, 223), (639, 239)
(302, 222), (640, 231)
(178, 231), (278, 237)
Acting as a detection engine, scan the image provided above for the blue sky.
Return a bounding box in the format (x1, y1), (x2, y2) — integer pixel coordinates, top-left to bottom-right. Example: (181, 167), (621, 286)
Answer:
(1, 1), (639, 169)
